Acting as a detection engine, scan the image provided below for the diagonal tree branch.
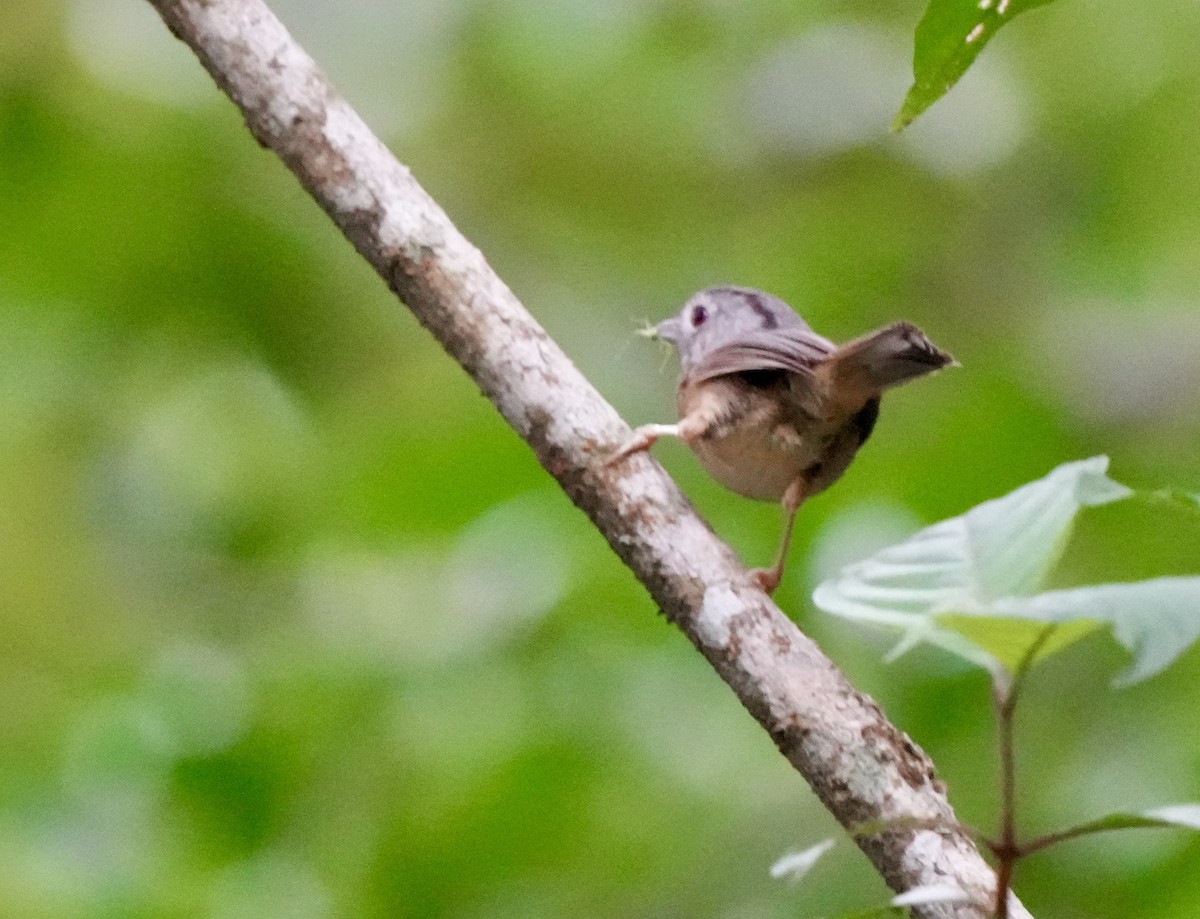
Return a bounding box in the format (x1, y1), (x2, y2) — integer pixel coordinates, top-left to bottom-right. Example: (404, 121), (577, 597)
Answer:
(146, 2), (1031, 916)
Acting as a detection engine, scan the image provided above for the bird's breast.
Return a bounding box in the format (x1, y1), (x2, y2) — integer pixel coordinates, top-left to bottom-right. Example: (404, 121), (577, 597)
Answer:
(677, 379), (828, 501)
(689, 421), (822, 501)
(676, 376), (874, 502)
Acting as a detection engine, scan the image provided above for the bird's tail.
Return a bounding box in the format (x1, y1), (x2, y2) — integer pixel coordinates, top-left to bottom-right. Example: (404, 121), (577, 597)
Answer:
(824, 322), (956, 402)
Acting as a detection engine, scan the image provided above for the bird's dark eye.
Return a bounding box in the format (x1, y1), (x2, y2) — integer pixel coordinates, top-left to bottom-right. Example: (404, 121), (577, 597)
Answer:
(690, 305), (708, 327)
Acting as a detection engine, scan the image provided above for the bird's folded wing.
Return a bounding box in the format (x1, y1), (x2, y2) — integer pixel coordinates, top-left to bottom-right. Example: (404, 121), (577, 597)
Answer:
(689, 326), (836, 381)
(688, 326), (836, 417)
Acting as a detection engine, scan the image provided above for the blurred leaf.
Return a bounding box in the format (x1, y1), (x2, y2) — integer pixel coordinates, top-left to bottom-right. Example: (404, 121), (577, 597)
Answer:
(1030, 804), (1200, 852)
(1144, 804), (1200, 829)
(1143, 488), (1200, 516)
(896, 0), (1058, 129)
(891, 882), (973, 907)
(813, 457), (1133, 677)
(747, 885), (976, 919)
(768, 838), (836, 883)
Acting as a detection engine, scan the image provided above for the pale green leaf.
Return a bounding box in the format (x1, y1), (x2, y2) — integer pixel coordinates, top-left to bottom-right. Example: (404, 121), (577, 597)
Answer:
(967, 455), (1131, 599)
(812, 457), (1132, 675)
(932, 615), (1103, 676)
(991, 579), (1200, 685)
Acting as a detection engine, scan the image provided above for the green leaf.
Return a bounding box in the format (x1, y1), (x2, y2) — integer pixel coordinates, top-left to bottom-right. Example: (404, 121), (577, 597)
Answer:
(812, 457), (1132, 676)
(895, 0), (1058, 130)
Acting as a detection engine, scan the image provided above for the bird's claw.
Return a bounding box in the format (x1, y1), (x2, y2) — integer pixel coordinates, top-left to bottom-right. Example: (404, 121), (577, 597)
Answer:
(605, 438), (644, 467)
(604, 427), (661, 467)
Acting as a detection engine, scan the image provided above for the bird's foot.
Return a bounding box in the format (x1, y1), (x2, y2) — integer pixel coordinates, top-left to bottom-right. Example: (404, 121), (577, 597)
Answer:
(604, 424), (677, 466)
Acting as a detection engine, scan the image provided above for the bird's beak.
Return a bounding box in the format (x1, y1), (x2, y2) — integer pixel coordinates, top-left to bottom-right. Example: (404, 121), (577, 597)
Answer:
(650, 316), (682, 344)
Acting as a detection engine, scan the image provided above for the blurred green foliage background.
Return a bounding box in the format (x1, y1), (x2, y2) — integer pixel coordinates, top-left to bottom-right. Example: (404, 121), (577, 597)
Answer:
(2, 1), (1199, 917)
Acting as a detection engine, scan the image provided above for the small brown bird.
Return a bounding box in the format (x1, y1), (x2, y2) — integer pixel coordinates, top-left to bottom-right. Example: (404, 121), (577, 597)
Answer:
(610, 286), (955, 593)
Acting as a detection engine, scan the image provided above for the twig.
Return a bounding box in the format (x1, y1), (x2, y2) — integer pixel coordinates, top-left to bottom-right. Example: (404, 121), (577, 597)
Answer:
(989, 625), (1059, 918)
(145, 2), (1031, 915)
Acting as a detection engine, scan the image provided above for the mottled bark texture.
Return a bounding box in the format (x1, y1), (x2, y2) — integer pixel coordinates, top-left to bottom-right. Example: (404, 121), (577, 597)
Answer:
(146, 2), (1030, 916)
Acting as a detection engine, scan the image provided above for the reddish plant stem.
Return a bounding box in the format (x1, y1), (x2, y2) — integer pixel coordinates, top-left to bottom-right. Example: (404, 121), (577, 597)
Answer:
(989, 626), (1057, 918)
(992, 683), (1019, 919)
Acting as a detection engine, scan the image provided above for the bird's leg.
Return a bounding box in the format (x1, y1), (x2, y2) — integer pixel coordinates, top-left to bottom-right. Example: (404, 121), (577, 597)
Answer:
(606, 415), (707, 465)
(749, 477), (808, 594)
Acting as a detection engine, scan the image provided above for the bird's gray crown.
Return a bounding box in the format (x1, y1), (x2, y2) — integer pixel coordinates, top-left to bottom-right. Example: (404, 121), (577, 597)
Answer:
(655, 286), (810, 370)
